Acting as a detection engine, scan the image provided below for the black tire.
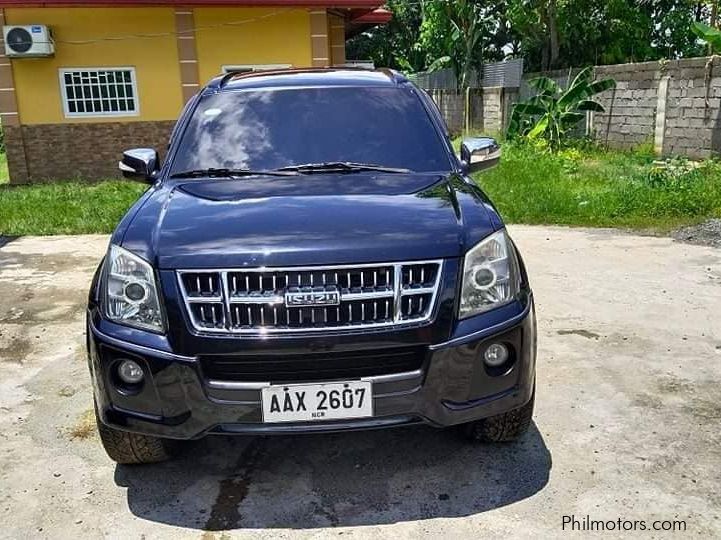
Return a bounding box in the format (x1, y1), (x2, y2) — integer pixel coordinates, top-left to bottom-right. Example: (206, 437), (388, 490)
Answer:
(460, 391), (535, 443)
(96, 413), (177, 464)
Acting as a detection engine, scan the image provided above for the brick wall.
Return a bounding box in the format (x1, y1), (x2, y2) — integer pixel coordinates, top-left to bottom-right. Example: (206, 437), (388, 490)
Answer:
(593, 61), (660, 149)
(480, 87), (504, 133)
(423, 56), (721, 159)
(5, 121), (175, 184)
(4, 126), (29, 184)
(427, 88), (508, 135)
(428, 89), (465, 134)
(591, 57), (721, 158)
(661, 57), (721, 158)
(522, 59), (721, 157)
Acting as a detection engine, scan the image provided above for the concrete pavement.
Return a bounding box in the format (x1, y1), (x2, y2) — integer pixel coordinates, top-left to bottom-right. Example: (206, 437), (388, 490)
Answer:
(0, 226), (719, 538)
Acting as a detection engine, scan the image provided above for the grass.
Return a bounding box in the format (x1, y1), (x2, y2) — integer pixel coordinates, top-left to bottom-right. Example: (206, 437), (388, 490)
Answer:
(0, 142), (720, 235)
(0, 180), (146, 236)
(472, 141), (721, 231)
(0, 149), (147, 236)
(0, 153), (9, 185)
(67, 409), (96, 441)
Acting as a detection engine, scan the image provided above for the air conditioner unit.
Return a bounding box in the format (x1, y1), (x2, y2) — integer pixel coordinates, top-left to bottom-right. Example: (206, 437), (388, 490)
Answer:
(3, 25), (54, 58)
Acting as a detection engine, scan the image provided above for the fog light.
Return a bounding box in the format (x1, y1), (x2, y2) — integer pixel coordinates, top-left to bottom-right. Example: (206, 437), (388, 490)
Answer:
(483, 343), (509, 367)
(117, 359), (144, 384)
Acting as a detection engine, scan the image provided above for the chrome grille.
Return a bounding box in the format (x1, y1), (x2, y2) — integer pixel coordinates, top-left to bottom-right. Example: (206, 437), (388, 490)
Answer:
(177, 260), (443, 334)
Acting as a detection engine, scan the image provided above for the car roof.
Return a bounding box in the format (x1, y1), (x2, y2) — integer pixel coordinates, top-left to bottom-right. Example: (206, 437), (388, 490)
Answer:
(204, 67), (409, 94)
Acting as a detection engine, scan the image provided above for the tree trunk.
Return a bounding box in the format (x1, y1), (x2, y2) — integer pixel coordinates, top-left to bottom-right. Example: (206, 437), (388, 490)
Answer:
(547, 0), (560, 69)
(541, 42), (549, 72)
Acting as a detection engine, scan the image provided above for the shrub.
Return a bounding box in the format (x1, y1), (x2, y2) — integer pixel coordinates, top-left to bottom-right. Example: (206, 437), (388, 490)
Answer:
(507, 67), (616, 150)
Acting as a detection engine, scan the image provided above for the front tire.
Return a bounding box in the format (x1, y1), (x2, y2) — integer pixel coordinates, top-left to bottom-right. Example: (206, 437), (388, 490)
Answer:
(460, 391), (535, 443)
(96, 412), (177, 464)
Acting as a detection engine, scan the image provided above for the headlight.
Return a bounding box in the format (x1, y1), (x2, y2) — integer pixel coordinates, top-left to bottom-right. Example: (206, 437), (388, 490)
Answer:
(104, 245), (165, 333)
(459, 229), (520, 319)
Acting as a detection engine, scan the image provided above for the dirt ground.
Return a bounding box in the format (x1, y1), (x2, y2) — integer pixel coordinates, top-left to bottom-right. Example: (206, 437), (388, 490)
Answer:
(0, 226), (719, 539)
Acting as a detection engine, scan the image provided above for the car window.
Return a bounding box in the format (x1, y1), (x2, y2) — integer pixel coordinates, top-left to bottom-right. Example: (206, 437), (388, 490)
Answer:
(170, 86), (452, 174)
(419, 89), (450, 137)
(168, 93), (198, 148)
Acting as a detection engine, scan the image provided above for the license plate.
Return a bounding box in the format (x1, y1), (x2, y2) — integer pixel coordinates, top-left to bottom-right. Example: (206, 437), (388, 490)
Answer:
(261, 380), (373, 423)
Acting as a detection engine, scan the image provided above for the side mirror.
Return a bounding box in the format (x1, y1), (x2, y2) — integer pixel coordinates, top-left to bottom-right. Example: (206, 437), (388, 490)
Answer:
(119, 148), (160, 183)
(459, 137), (501, 174)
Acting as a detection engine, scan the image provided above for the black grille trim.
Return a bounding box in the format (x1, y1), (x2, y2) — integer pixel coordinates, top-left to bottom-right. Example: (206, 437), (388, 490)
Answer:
(200, 346), (428, 383)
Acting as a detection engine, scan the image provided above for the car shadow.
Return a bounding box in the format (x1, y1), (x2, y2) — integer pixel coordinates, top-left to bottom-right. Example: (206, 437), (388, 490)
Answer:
(0, 236), (17, 249)
(115, 422), (551, 530)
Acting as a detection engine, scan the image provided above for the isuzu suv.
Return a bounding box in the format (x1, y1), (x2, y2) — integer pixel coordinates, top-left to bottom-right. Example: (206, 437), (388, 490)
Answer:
(87, 68), (536, 464)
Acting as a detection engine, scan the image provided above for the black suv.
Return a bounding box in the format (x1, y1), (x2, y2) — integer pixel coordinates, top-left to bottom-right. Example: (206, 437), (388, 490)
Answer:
(87, 68), (536, 464)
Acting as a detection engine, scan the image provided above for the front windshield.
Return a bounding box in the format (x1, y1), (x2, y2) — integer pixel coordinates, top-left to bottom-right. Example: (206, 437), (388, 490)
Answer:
(170, 86), (452, 174)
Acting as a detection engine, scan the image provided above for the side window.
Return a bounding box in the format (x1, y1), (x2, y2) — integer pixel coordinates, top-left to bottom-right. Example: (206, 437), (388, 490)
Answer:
(168, 94), (198, 149)
(418, 89), (450, 138)
(59, 67), (139, 118)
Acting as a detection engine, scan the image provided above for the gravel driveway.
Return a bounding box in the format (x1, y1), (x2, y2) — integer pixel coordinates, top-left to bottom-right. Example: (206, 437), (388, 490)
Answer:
(0, 226), (719, 539)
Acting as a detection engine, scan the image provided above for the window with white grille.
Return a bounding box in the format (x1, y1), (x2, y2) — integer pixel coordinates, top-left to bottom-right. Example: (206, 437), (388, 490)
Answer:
(59, 68), (139, 118)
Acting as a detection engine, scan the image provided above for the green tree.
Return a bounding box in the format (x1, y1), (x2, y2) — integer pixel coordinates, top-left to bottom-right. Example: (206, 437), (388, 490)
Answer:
(347, 0), (718, 79)
(506, 0), (561, 70)
(507, 0), (712, 71)
(642, 0), (709, 59)
(420, 0), (507, 88)
(556, 0), (654, 65)
(345, 0), (426, 72)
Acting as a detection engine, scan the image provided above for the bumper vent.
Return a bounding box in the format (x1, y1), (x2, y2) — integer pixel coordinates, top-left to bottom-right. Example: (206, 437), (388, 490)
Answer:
(177, 261), (442, 334)
(200, 346), (427, 382)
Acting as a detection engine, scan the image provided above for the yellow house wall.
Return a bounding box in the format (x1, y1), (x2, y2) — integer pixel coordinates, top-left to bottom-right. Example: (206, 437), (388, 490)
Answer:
(5, 6), (315, 125)
(193, 7), (312, 85)
(329, 13), (345, 66)
(5, 7), (183, 124)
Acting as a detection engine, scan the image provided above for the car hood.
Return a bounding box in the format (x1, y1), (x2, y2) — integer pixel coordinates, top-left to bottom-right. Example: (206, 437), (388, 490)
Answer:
(120, 172), (501, 269)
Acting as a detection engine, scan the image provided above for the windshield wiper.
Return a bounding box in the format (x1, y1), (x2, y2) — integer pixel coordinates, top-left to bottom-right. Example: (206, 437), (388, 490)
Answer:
(276, 162), (411, 174)
(169, 168), (299, 179)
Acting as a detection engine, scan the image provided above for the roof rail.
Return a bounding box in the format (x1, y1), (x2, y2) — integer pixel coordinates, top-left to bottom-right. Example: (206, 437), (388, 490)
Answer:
(377, 68), (408, 84)
(204, 67), (407, 93)
(218, 70), (239, 88)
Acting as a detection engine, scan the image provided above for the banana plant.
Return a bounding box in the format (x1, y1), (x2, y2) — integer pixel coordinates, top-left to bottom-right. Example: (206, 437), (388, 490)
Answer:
(692, 22), (721, 54)
(507, 66), (616, 149)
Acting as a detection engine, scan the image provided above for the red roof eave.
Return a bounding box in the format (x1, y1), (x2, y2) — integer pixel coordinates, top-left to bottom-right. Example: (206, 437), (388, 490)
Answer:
(351, 7), (391, 24)
(0, 0), (385, 7)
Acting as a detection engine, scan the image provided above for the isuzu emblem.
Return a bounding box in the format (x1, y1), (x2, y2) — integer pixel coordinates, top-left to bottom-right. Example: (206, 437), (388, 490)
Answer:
(285, 288), (341, 307)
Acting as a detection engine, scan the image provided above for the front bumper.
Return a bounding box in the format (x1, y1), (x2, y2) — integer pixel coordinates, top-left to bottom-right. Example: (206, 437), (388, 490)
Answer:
(88, 294), (536, 440)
